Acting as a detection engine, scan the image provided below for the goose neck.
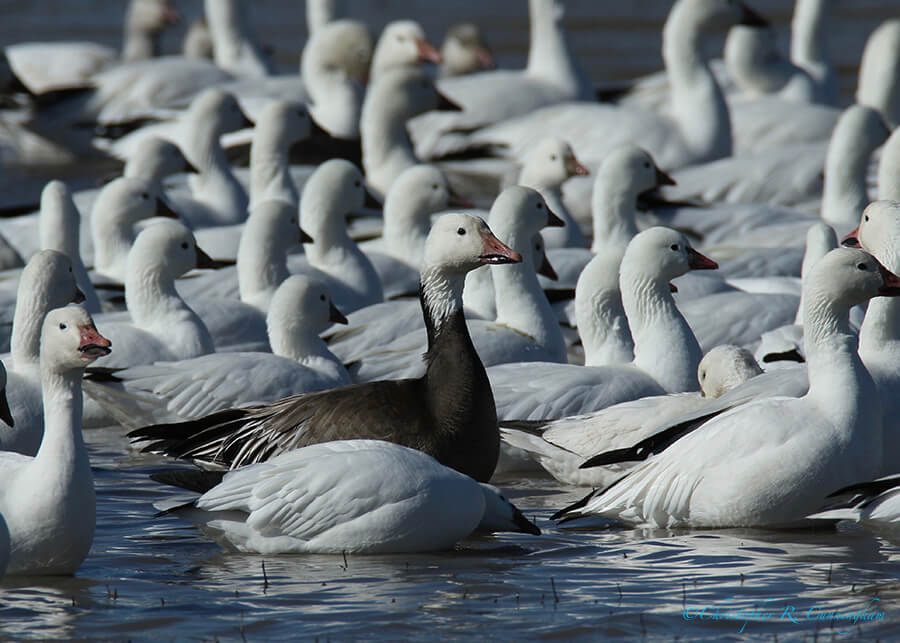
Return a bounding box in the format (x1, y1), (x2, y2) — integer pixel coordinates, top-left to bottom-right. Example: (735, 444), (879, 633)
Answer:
(821, 134), (873, 229)
(859, 297), (900, 357)
(91, 215), (134, 277)
(620, 268), (701, 391)
(791, 0), (830, 72)
(237, 228), (289, 307)
(361, 92), (416, 178)
(383, 205), (430, 266)
(125, 266), (182, 325)
(121, 24), (159, 62)
(34, 367), (88, 478)
(183, 118), (230, 175)
(525, 0), (590, 96)
(10, 290), (44, 372)
(591, 183), (639, 252)
(663, 2), (732, 163)
(420, 266), (466, 341)
(249, 128), (295, 207)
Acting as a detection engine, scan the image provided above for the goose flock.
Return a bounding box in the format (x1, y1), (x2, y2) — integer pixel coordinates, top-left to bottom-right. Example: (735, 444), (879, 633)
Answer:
(1, 0), (900, 580)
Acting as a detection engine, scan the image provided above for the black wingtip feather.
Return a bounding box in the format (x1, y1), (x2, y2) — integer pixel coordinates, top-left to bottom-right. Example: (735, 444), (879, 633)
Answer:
(150, 468), (225, 494)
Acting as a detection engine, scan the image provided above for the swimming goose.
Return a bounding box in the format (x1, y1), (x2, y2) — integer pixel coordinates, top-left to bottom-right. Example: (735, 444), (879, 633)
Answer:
(0, 305), (110, 575)
(1, 251), (84, 455)
(361, 67), (463, 199)
(845, 201), (900, 476)
(151, 439), (539, 555)
(487, 227), (718, 421)
(555, 247), (898, 528)
(129, 213), (521, 483)
(85, 275), (350, 425)
(92, 221), (216, 370)
(90, 176), (180, 281)
(465, 0), (768, 171)
(499, 345), (763, 486)
(439, 23), (494, 78)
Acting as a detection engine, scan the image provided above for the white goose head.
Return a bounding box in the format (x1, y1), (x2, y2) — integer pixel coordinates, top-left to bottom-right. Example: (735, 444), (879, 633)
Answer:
(125, 137), (197, 182)
(384, 164), (463, 226)
(186, 88), (253, 136)
(698, 344), (763, 398)
(488, 186), (565, 248)
(300, 159), (372, 238)
(267, 275), (347, 343)
(92, 177), (178, 228)
(622, 226), (718, 287)
(519, 137), (588, 190)
(41, 306), (111, 374)
(371, 20), (442, 79)
(806, 247), (900, 313)
(675, 0), (768, 33)
(122, 0), (178, 61)
(257, 101), (313, 145)
(440, 23), (494, 77)
(128, 220), (216, 280)
(301, 18), (372, 85)
(597, 145), (674, 200)
(843, 200), (900, 272)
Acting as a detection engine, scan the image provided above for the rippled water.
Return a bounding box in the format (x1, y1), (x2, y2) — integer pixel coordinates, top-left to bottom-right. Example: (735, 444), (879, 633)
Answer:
(0, 428), (897, 640)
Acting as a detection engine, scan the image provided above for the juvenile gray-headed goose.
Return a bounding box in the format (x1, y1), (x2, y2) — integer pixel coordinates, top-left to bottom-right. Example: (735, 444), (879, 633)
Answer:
(129, 213), (521, 483)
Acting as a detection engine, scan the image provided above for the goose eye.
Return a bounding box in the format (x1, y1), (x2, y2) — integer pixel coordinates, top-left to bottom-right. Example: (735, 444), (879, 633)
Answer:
(671, 244), (679, 251)
(550, 154), (557, 161)
(536, 202), (543, 209)
(68, 267), (72, 273)
(643, 162), (651, 168)
(857, 263), (869, 271)
(457, 227), (466, 236)
(59, 323), (67, 330)
(320, 294), (326, 301)
(290, 217), (297, 224)
(354, 180), (361, 188)
(699, 369), (705, 380)
(432, 184), (439, 190)
(141, 192), (149, 200)
(865, 215), (870, 222)
(181, 242), (189, 249)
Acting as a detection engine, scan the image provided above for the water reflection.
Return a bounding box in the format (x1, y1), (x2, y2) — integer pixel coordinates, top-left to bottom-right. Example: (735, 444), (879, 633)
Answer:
(0, 428), (897, 639)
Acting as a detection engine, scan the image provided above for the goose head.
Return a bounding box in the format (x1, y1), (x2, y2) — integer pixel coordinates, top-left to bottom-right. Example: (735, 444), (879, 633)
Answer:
(258, 101), (313, 145)
(488, 186), (564, 248)
(597, 144), (674, 201)
(423, 213), (521, 274)
(300, 159), (374, 238)
(267, 275), (347, 343)
(806, 247), (900, 312)
(19, 250), (84, 308)
(385, 164), (467, 224)
(440, 23), (494, 77)
(183, 17), (213, 59)
(622, 227), (718, 289)
(301, 18), (372, 85)
(842, 201), (900, 272)
(477, 484), (541, 535)
(698, 344), (763, 398)
(187, 88), (253, 135)
(126, 0), (178, 36)
(41, 306), (111, 373)
(93, 177), (179, 228)
(125, 137), (198, 181)
(519, 137), (588, 190)
(0, 362), (11, 427)
(128, 220), (217, 279)
(247, 199), (312, 249)
(372, 20), (442, 78)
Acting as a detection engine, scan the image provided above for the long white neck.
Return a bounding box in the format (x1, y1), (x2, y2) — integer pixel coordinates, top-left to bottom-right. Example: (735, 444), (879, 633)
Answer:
(361, 88), (418, 197)
(249, 122), (298, 209)
(620, 265), (701, 392)
(591, 181), (640, 254)
(34, 367), (90, 487)
(821, 119), (881, 230)
(462, 266), (497, 320)
(878, 131), (900, 201)
(421, 265), (466, 334)
(859, 297), (900, 359)
(382, 199), (431, 268)
(237, 222), (290, 311)
(205, 0), (271, 77)
(126, 265), (215, 357)
(10, 281), (46, 376)
(803, 285), (880, 436)
(40, 204), (101, 315)
(491, 232), (567, 363)
(91, 212), (134, 278)
(268, 316), (344, 379)
(790, 0), (836, 103)
(525, 0), (591, 99)
(182, 115), (248, 223)
(121, 21), (158, 62)
(576, 252), (634, 366)
(664, 1), (732, 164)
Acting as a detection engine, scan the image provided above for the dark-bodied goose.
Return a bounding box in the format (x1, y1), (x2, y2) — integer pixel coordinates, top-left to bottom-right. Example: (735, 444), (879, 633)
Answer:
(129, 213), (521, 482)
